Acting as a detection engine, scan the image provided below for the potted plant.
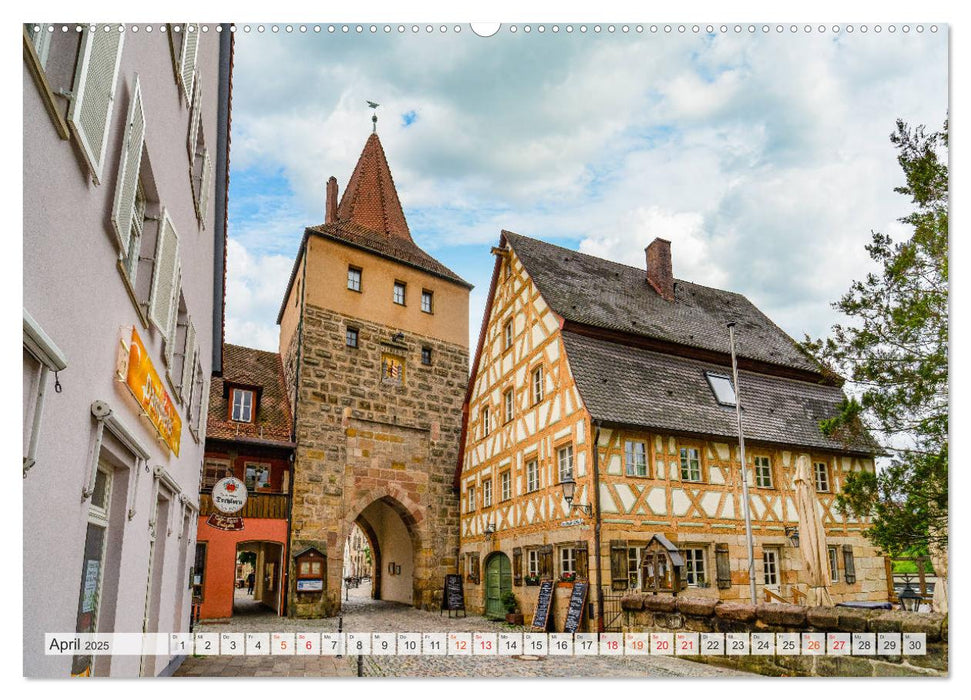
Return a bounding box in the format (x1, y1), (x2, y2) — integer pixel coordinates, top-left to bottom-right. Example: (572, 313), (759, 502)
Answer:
(524, 574), (540, 586)
(559, 572), (577, 584)
(501, 591), (523, 625)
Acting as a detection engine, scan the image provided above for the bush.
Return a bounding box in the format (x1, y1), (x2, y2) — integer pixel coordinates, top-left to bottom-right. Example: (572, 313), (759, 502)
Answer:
(500, 591), (518, 614)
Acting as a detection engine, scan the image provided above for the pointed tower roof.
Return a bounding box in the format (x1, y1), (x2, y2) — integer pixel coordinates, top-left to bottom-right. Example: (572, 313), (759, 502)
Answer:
(336, 133), (412, 240)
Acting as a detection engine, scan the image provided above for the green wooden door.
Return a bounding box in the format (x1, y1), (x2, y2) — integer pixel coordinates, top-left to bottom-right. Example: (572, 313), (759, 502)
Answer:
(485, 553), (511, 619)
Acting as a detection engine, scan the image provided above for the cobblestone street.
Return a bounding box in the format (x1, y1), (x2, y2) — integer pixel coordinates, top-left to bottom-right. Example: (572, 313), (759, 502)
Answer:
(175, 588), (752, 678)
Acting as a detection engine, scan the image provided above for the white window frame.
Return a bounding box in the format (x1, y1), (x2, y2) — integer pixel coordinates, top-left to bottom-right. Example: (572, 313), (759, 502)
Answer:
(828, 546), (840, 583)
(347, 266), (362, 292)
(527, 550), (540, 577)
(23, 309), (68, 475)
(500, 471), (511, 501)
(503, 389), (514, 423)
(467, 485), (476, 512)
(482, 478), (492, 507)
(532, 366), (544, 404)
(503, 320), (513, 350)
(754, 455), (773, 488)
(482, 406), (490, 436)
(814, 461), (830, 492)
(393, 281), (406, 305)
(526, 459), (539, 493)
(231, 388), (254, 423)
(421, 290), (433, 313)
(681, 547), (708, 587)
(680, 447), (702, 482)
(762, 547), (780, 588)
(625, 440), (647, 477)
(557, 444), (574, 483)
(627, 546), (644, 590)
(244, 462), (271, 491)
(559, 547), (576, 577)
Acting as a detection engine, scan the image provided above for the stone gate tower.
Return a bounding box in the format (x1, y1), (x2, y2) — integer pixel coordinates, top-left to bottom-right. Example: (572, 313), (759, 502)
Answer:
(278, 131), (471, 617)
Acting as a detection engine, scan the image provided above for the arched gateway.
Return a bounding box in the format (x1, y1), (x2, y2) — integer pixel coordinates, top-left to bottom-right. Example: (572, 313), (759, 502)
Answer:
(278, 130), (471, 617)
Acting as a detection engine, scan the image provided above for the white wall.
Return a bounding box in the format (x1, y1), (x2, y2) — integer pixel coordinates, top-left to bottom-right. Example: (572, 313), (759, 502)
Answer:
(361, 501), (414, 605)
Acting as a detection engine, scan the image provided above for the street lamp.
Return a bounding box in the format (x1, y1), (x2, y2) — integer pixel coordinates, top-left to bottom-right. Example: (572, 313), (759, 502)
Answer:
(561, 478), (591, 515)
(899, 576), (923, 612)
(784, 526), (800, 548)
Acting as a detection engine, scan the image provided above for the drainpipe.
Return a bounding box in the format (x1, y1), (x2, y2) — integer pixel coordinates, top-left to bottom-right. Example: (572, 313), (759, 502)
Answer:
(592, 420), (604, 632)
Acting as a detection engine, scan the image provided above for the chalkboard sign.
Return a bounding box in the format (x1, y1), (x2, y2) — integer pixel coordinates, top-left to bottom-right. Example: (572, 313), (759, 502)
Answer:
(441, 574), (466, 617)
(563, 581), (589, 633)
(530, 579), (555, 631)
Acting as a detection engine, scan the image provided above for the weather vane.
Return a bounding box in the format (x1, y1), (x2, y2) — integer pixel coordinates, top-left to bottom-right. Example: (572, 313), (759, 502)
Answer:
(367, 100), (380, 133)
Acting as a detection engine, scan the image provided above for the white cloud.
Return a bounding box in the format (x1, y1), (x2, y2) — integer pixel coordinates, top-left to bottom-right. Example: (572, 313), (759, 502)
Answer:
(224, 239), (295, 351)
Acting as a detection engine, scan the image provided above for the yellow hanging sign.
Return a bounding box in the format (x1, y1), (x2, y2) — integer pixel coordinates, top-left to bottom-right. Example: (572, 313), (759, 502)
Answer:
(121, 327), (182, 456)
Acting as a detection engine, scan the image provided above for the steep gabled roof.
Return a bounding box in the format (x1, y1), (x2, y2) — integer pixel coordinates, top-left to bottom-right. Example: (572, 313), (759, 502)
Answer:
(561, 330), (877, 455)
(207, 344), (294, 447)
(502, 230), (821, 375)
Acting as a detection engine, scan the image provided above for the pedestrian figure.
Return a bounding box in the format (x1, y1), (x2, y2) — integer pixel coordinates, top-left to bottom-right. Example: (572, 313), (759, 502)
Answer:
(246, 572), (255, 595)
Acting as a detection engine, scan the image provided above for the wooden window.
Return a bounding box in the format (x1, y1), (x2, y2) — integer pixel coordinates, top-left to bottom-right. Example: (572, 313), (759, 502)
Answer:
(421, 289), (433, 313)
(503, 389), (514, 423)
(715, 543), (732, 589)
(467, 485), (476, 512)
(531, 366), (544, 404)
(513, 547), (523, 586)
(393, 281), (406, 305)
(625, 440), (647, 477)
(201, 458), (228, 490)
(842, 545), (856, 584)
(559, 546), (576, 578)
(421, 346), (432, 365)
(526, 459), (539, 492)
(557, 444), (574, 483)
(681, 547), (708, 587)
(609, 540), (629, 591)
(347, 266), (362, 292)
(828, 546), (840, 583)
(762, 547), (780, 587)
(500, 471), (511, 501)
(814, 461), (830, 492)
(346, 327), (359, 348)
(230, 388), (254, 423)
(527, 549), (540, 578)
(503, 319), (513, 350)
(754, 455), (773, 488)
(482, 406), (490, 437)
(679, 447), (702, 482)
(483, 478), (492, 508)
(244, 463), (271, 491)
(575, 541), (589, 580)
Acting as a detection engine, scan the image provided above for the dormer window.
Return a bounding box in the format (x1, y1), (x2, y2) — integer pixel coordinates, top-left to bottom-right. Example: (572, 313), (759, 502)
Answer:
(230, 388), (254, 423)
(705, 372), (736, 406)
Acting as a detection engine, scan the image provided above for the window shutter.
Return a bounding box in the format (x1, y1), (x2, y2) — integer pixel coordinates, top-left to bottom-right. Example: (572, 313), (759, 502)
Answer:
(187, 75), (202, 159)
(842, 545), (857, 584)
(539, 544), (553, 579)
(164, 271), (181, 368)
(197, 375), (211, 442)
(575, 541), (589, 580)
(178, 24), (198, 103)
(513, 547), (522, 586)
(110, 74), (145, 252)
(469, 553), (480, 584)
(179, 320), (196, 399)
(68, 25), (125, 185)
(192, 360), (207, 434)
(610, 540), (629, 591)
(715, 543), (732, 589)
(197, 149), (212, 224)
(148, 210), (180, 336)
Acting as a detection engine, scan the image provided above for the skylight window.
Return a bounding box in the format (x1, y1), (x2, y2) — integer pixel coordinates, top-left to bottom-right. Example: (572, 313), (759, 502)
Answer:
(705, 372), (736, 406)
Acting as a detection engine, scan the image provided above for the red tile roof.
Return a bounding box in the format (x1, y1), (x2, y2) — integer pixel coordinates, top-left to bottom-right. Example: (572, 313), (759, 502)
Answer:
(207, 344), (293, 446)
(337, 133), (412, 240)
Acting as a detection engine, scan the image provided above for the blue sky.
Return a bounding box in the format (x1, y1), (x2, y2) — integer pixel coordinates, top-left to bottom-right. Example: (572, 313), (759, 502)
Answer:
(224, 25), (947, 355)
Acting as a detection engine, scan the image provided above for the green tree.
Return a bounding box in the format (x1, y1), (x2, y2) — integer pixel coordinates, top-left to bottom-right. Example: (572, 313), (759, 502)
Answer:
(802, 119), (948, 557)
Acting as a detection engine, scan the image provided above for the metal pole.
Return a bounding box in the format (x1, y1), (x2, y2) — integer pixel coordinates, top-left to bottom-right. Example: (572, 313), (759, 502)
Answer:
(728, 322), (758, 605)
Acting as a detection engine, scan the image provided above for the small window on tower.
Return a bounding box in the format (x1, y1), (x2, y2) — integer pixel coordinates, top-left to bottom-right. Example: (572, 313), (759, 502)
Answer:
(421, 290), (433, 314)
(421, 347), (432, 365)
(393, 281), (406, 305)
(347, 266), (362, 292)
(346, 327), (359, 348)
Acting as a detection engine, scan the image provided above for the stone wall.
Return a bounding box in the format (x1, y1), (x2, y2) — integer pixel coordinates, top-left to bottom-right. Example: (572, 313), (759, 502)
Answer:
(287, 303), (468, 617)
(621, 594), (947, 676)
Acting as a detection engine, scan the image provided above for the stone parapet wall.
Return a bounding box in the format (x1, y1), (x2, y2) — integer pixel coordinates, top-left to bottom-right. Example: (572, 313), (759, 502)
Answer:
(621, 594), (947, 677)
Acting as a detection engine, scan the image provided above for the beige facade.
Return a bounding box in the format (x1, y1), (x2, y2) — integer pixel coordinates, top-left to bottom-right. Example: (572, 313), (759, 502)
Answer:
(458, 241), (885, 629)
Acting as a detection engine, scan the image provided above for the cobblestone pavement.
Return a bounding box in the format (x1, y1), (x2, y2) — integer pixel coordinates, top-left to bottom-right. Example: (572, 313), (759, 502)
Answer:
(175, 588), (752, 678)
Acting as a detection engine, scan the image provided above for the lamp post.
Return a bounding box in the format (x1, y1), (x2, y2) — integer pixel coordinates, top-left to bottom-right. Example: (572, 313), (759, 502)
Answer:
(728, 322), (758, 605)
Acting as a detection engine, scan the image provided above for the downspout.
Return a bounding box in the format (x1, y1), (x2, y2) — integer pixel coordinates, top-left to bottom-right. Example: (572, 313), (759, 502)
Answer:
(282, 240), (308, 618)
(592, 420), (604, 632)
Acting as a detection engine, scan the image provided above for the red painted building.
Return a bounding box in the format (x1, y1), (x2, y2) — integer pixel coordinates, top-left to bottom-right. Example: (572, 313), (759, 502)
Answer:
(193, 344), (294, 620)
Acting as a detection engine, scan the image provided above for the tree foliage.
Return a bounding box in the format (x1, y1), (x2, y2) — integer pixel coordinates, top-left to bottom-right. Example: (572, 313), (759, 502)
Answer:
(802, 119), (948, 556)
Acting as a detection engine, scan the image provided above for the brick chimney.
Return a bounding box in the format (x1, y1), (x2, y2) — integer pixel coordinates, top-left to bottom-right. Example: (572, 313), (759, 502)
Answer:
(645, 238), (674, 301)
(325, 176), (338, 224)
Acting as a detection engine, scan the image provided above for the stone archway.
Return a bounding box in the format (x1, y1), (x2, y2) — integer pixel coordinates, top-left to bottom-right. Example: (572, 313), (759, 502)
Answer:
(345, 493), (422, 607)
